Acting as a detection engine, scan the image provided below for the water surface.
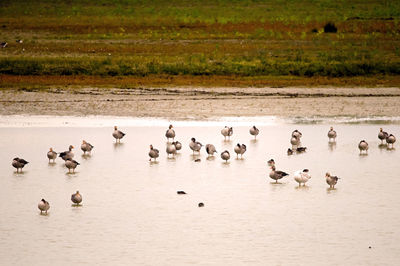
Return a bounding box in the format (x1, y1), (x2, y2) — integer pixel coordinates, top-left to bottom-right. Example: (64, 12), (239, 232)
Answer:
(0, 117), (399, 265)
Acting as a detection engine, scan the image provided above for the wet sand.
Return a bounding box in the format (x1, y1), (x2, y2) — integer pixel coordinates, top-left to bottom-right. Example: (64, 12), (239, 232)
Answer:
(1, 87), (399, 119)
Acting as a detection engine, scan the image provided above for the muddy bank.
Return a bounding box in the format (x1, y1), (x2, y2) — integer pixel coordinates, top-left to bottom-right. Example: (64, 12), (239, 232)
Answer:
(1, 87), (399, 119)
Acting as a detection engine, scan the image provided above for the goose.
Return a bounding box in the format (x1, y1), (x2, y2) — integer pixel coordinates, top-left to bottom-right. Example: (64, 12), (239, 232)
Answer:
(65, 158), (80, 173)
(220, 150), (230, 162)
(296, 147), (307, 153)
(71, 191), (82, 205)
(378, 128), (389, 144)
(189, 138), (202, 154)
(293, 169), (311, 186)
(59, 145), (74, 161)
(267, 159), (275, 167)
(249, 126), (259, 139)
(12, 157), (29, 172)
(166, 142), (176, 158)
(38, 199), (50, 214)
(47, 148), (57, 163)
(173, 141), (182, 151)
(328, 127), (337, 142)
(112, 126), (125, 142)
(292, 130), (302, 139)
(386, 134), (396, 148)
(269, 166), (289, 183)
(290, 136), (301, 148)
(148, 145), (159, 161)
(325, 173), (339, 189)
(287, 148), (293, 155)
(205, 144), (217, 156)
(358, 140), (369, 154)
(165, 124), (175, 141)
(81, 140), (94, 154)
(1, 42), (7, 48)
(221, 126), (233, 140)
(234, 143), (246, 158)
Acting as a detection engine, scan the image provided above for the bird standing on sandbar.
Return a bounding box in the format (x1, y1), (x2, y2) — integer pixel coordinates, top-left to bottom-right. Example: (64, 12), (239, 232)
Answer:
(12, 157), (29, 172)
(269, 165), (289, 183)
(325, 173), (339, 189)
(47, 148), (57, 163)
(189, 138), (203, 154)
(81, 140), (94, 154)
(71, 191), (82, 205)
(113, 126), (125, 142)
(249, 126), (259, 139)
(38, 199), (50, 214)
(206, 144), (217, 156)
(149, 145), (159, 161)
(65, 158), (80, 173)
(165, 124), (175, 142)
(59, 145), (74, 161)
(358, 140), (369, 154)
(220, 150), (230, 162)
(221, 126), (233, 140)
(234, 143), (246, 158)
(328, 127), (337, 142)
(294, 169), (311, 186)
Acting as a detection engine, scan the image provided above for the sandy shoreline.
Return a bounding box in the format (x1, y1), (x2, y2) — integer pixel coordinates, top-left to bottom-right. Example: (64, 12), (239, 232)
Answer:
(1, 87), (399, 119)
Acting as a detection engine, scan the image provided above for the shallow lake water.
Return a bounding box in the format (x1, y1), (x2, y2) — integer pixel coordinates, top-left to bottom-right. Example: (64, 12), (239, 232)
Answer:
(0, 116), (399, 265)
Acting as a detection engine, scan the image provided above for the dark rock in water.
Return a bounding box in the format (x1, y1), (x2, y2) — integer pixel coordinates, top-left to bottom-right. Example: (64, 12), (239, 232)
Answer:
(177, 191), (186, 194)
(287, 148), (293, 155)
(198, 202), (204, 207)
(194, 159), (201, 162)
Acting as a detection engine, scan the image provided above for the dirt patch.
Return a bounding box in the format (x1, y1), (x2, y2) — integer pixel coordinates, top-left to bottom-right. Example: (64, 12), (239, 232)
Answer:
(0, 87), (399, 119)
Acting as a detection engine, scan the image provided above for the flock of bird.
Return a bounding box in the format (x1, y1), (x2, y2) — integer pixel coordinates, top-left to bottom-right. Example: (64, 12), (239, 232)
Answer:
(11, 125), (397, 215)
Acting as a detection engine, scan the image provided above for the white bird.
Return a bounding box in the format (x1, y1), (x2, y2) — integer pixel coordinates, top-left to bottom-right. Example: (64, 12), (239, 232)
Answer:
(165, 124), (175, 141)
(148, 145), (159, 161)
(65, 158), (80, 173)
(205, 144), (217, 156)
(325, 173), (339, 189)
(378, 128), (389, 144)
(47, 148), (57, 163)
(327, 127), (337, 142)
(38, 199), (50, 214)
(166, 142), (176, 158)
(112, 126), (125, 142)
(71, 191), (82, 205)
(189, 138), (202, 154)
(293, 169), (311, 186)
(221, 126), (233, 140)
(358, 140), (369, 154)
(234, 143), (246, 158)
(249, 126), (259, 139)
(59, 145), (74, 161)
(220, 150), (230, 162)
(386, 134), (396, 149)
(12, 157), (29, 172)
(81, 140), (94, 154)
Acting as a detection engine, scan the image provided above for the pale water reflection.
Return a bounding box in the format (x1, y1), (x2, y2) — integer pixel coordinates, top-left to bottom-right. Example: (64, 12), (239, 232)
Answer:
(0, 119), (399, 265)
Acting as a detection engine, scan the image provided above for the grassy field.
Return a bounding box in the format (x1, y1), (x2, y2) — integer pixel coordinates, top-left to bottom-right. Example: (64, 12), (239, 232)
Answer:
(1, 0), (400, 88)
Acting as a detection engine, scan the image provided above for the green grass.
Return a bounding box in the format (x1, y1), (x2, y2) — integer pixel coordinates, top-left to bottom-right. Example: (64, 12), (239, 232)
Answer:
(0, 0), (400, 85)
